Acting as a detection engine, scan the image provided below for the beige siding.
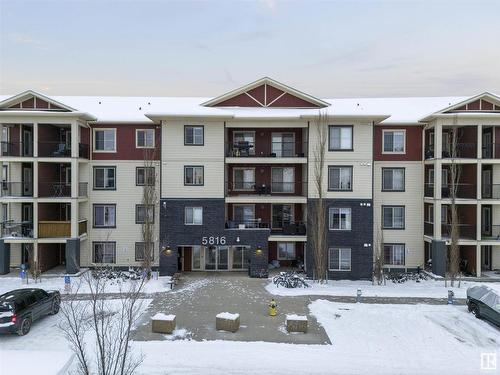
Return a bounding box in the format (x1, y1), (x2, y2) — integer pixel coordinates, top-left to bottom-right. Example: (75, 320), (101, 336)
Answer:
(373, 161), (424, 268)
(161, 120), (225, 198)
(82, 160), (160, 267)
(308, 121), (373, 199)
(9, 243), (22, 267)
(492, 245), (500, 269)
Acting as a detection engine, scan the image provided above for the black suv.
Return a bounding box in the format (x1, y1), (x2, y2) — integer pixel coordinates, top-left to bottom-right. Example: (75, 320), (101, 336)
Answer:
(0, 288), (61, 336)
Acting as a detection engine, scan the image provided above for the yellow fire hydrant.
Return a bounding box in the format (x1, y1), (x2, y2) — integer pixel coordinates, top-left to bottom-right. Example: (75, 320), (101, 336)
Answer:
(268, 299), (278, 316)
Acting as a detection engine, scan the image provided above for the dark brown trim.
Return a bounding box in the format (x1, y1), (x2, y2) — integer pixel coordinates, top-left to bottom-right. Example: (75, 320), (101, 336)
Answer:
(92, 203), (117, 228)
(92, 241), (117, 263)
(92, 166), (116, 190)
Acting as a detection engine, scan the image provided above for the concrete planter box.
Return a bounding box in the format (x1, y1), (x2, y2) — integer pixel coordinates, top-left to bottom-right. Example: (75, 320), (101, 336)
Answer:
(151, 313), (176, 334)
(286, 314), (308, 333)
(216, 312), (240, 333)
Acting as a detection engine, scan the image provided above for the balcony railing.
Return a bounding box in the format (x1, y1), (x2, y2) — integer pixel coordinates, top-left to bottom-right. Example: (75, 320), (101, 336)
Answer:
(226, 141), (307, 158)
(482, 143), (500, 159)
(1, 221), (33, 238)
(482, 184), (500, 199)
(226, 181), (307, 195)
(226, 219), (270, 229)
(424, 183), (434, 197)
(441, 184), (476, 199)
(79, 182), (88, 197)
(424, 221), (434, 236)
(38, 182), (71, 198)
(281, 222), (306, 235)
(0, 182), (33, 197)
(38, 142), (71, 157)
(442, 143), (477, 159)
(441, 224), (476, 240)
(0, 142), (33, 157)
(38, 221), (71, 238)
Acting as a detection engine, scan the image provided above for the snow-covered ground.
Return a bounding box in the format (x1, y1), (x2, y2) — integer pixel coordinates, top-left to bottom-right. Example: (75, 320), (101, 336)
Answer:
(266, 278), (500, 299)
(0, 274), (173, 295)
(1, 296), (498, 374)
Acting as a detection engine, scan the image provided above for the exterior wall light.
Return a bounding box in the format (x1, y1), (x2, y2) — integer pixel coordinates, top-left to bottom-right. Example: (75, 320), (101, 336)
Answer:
(162, 245), (172, 255)
(256, 247), (263, 255)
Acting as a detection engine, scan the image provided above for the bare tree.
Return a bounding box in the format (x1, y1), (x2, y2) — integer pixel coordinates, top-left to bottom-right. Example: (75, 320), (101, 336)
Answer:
(59, 269), (146, 375)
(140, 148), (158, 279)
(447, 126), (462, 287)
(309, 111), (328, 283)
(373, 224), (385, 285)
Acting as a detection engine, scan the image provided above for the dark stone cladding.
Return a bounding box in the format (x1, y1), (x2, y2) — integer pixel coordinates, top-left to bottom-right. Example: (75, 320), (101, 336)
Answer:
(159, 198), (269, 276)
(306, 198), (373, 280)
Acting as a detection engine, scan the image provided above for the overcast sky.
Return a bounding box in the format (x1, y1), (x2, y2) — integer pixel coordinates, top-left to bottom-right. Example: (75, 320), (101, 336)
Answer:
(1, 0), (499, 98)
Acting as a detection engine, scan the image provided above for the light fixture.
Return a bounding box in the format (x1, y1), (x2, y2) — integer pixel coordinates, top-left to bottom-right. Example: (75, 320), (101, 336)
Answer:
(236, 236), (240, 243)
(162, 245), (172, 255)
(256, 246), (263, 255)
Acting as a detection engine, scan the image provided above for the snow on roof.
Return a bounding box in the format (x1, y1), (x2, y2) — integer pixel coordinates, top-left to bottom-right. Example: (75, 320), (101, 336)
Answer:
(0, 93), (471, 124)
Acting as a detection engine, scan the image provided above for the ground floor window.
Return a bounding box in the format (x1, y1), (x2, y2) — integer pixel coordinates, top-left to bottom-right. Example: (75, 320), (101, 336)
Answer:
(384, 243), (405, 266)
(328, 247), (351, 271)
(93, 242), (116, 263)
(135, 242), (154, 262)
(277, 242), (296, 260)
(232, 245), (250, 269)
(190, 245), (250, 271)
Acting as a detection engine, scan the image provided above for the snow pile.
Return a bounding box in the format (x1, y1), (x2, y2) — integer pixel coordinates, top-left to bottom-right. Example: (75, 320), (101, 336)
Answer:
(216, 312), (239, 320)
(0, 350), (75, 375)
(286, 314), (307, 321)
(151, 313), (176, 321)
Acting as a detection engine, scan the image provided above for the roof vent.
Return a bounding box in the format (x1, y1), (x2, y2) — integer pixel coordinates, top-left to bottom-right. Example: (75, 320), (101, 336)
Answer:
(98, 101), (102, 105)
(148, 102), (151, 105)
(139, 107), (142, 110)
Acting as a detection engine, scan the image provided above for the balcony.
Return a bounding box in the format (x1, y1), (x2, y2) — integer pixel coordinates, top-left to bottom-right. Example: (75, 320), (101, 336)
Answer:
(482, 143), (500, 159)
(1, 221), (33, 238)
(38, 142), (89, 158)
(424, 183), (434, 197)
(482, 184), (500, 199)
(0, 142), (33, 157)
(39, 182), (71, 198)
(226, 219), (270, 229)
(38, 219), (87, 238)
(425, 143), (478, 159)
(482, 225), (500, 241)
(226, 140), (307, 158)
(441, 224), (476, 240)
(441, 184), (476, 199)
(0, 182), (33, 197)
(280, 222), (306, 235)
(424, 221), (433, 236)
(227, 181), (307, 196)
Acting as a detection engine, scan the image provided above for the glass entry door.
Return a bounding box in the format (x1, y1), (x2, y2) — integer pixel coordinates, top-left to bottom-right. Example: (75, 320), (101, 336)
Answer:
(218, 246), (228, 270)
(205, 246), (217, 270)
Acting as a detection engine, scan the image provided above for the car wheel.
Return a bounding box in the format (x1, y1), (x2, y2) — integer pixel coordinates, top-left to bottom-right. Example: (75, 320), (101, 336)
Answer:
(50, 298), (61, 315)
(471, 305), (481, 319)
(17, 317), (32, 336)
(467, 301), (474, 312)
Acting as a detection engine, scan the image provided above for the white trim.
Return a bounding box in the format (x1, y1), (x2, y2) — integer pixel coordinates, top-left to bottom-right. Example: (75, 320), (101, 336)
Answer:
(93, 128), (116, 153)
(135, 128), (155, 148)
(184, 206), (203, 225)
(382, 129), (406, 154)
(328, 247), (351, 271)
(328, 207), (352, 231)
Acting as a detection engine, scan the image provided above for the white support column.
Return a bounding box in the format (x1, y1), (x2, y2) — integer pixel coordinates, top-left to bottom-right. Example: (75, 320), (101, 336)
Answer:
(477, 125), (482, 159)
(33, 160), (38, 198)
(71, 200), (78, 238)
(433, 201), (442, 239)
(33, 202), (38, 238)
(477, 160), (482, 200)
(33, 242), (38, 270)
(71, 121), (79, 159)
(33, 122), (38, 157)
(476, 244), (481, 277)
(434, 123), (442, 160)
(476, 203), (482, 242)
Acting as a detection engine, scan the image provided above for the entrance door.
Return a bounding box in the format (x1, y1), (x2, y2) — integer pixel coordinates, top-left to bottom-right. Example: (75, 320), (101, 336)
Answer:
(204, 246), (230, 270)
(22, 128), (33, 157)
(482, 246), (492, 271)
(22, 203), (33, 237)
(218, 246), (228, 270)
(483, 131), (493, 158)
(22, 166), (33, 196)
(232, 246), (249, 270)
(205, 246), (217, 270)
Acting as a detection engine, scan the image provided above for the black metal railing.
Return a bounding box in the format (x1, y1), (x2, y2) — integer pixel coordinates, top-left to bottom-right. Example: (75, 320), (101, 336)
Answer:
(424, 183), (434, 197)
(482, 184), (500, 199)
(482, 143), (500, 159)
(0, 182), (33, 197)
(226, 181), (307, 195)
(281, 222), (306, 235)
(441, 183), (476, 199)
(482, 225), (500, 240)
(38, 181), (71, 197)
(0, 141), (33, 157)
(442, 143), (477, 158)
(424, 146), (434, 159)
(441, 224), (476, 240)
(424, 222), (434, 236)
(1, 221), (33, 238)
(225, 219), (270, 229)
(226, 141), (307, 158)
(38, 142), (71, 157)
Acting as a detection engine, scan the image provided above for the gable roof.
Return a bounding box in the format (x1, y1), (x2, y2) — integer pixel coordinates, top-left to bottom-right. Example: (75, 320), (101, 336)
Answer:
(201, 77), (330, 108)
(419, 92), (500, 121)
(0, 90), (77, 112)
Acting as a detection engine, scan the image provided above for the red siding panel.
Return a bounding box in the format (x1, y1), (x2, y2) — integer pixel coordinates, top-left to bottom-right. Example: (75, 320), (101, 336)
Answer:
(374, 125), (423, 161)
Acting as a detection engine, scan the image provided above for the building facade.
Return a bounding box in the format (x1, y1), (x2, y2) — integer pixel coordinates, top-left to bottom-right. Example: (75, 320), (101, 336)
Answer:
(0, 78), (499, 279)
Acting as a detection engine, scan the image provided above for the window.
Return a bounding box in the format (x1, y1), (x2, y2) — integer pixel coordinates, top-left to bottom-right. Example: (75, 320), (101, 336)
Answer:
(93, 242), (116, 263)
(272, 204), (293, 229)
(272, 133), (295, 157)
(382, 206), (405, 229)
(93, 167), (116, 190)
(383, 130), (405, 153)
(135, 242), (154, 261)
(233, 205), (255, 226)
(384, 244), (405, 266)
(233, 168), (254, 190)
(136, 205), (154, 224)
(329, 126), (353, 151)
(93, 204), (116, 228)
(136, 167), (155, 186)
(185, 126), (204, 145)
(184, 166), (204, 185)
(94, 129), (116, 152)
(185, 207), (203, 225)
(278, 243), (296, 260)
(382, 168), (405, 191)
(136, 129), (155, 148)
(329, 248), (351, 271)
(329, 207), (352, 230)
(328, 166), (352, 191)
(271, 167), (294, 193)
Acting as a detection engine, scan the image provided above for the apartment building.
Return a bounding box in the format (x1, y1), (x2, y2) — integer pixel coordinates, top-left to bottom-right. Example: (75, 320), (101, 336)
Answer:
(0, 78), (498, 279)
